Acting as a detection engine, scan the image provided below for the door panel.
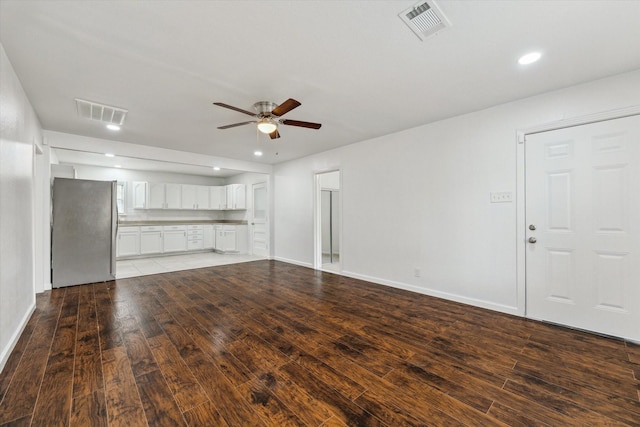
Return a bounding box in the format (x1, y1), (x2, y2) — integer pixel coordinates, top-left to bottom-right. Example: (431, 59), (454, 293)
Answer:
(251, 182), (268, 257)
(525, 114), (639, 341)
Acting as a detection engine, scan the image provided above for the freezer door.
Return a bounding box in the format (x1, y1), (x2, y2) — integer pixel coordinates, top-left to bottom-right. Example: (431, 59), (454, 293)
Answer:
(52, 178), (116, 287)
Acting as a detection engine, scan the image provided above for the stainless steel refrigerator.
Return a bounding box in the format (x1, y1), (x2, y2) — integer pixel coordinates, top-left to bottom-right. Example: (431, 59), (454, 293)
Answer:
(51, 178), (117, 287)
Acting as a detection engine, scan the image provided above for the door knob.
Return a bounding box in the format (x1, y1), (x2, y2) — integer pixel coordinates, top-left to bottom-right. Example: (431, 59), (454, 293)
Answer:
(529, 224), (536, 230)
(528, 237), (537, 243)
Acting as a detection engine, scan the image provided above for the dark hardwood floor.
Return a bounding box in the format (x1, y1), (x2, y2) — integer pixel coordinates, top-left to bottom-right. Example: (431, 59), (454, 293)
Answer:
(0, 260), (638, 426)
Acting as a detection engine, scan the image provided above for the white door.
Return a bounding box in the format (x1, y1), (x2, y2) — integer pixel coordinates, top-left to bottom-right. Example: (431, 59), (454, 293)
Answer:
(525, 115), (640, 341)
(251, 182), (269, 258)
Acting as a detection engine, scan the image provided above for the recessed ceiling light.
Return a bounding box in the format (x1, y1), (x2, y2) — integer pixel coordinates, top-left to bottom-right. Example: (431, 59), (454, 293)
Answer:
(114, 165), (122, 168)
(518, 51), (542, 65)
(104, 153), (115, 157)
(106, 124), (121, 131)
(213, 166), (221, 171)
(254, 151), (263, 157)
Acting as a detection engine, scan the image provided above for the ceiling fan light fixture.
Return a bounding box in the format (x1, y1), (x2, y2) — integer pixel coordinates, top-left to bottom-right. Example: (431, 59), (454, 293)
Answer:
(257, 118), (277, 134)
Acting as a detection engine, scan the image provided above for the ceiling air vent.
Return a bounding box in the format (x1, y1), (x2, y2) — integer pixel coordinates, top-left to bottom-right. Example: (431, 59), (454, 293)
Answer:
(399, 0), (450, 41)
(75, 98), (128, 126)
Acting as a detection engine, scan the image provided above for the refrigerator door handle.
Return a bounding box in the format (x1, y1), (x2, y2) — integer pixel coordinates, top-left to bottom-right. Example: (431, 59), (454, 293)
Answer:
(111, 180), (118, 279)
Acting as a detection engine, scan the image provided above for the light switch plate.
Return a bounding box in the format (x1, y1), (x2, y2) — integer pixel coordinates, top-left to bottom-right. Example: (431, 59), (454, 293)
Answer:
(490, 191), (513, 203)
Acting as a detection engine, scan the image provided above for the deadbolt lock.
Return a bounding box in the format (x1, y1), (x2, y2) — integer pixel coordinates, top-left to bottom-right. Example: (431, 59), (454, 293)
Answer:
(529, 224), (536, 231)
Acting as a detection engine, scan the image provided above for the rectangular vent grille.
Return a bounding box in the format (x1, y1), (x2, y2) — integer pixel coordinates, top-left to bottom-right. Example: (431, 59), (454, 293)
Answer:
(75, 98), (128, 125)
(399, 1), (450, 41)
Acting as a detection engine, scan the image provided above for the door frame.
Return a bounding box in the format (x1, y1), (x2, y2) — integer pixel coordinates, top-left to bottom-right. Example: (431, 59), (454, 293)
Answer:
(313, 168), (342, 271)
(516, 105), (640, 317)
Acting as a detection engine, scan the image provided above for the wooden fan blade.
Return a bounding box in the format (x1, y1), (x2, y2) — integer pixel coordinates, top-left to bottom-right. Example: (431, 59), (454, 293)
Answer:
(269, 128), (281, 139)
(281, 119), (322, 129)
(213, 102), (256, 117)
(272, 98), (301, 116)
(218, 121), (256, 129)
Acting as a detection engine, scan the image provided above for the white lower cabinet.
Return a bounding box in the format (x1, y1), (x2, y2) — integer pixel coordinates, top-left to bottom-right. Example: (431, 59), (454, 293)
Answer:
(163, 225), (187, 253)
(187, 224), (204, 251)
(214, 225), (247, 253)
(117, 222), (244, 258)
(203, 225), (214, 249)
(140, 226), (163, 255)
(117, 226), (140, 257)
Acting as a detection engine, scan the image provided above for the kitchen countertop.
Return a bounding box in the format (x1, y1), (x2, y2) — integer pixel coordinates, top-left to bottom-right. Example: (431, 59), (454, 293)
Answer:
(118, 220), (248, 226)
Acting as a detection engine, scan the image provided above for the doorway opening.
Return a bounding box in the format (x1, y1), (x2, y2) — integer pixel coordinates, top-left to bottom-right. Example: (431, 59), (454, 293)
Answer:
(314, 170), (341, 272)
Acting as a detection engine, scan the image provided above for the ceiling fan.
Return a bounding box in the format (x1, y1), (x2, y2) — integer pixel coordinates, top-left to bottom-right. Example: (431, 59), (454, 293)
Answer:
(213, 98), (321, 139)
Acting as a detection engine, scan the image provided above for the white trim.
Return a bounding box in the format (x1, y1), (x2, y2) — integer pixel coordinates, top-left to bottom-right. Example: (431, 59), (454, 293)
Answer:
(0, 301), (36, 374)
(312, 168), (341, 272)
(341, 270), (520, 317)
(516, 105), (640, 319)
(273, 256), (313, 269)
(272, 258), (520, 316)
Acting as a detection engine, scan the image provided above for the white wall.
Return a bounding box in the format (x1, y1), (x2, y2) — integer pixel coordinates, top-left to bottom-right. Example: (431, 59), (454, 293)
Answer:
(274, 70), (640, 315)
(0, 43), (42, 371)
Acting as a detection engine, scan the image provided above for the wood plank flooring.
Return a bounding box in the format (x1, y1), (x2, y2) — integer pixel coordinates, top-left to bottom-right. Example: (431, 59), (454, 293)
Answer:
(0, 260), (639, 426)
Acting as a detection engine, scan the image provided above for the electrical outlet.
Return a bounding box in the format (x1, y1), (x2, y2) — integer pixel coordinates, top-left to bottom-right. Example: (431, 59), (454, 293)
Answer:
(490, 191), (513, 203)
(414, 268), (421, 278)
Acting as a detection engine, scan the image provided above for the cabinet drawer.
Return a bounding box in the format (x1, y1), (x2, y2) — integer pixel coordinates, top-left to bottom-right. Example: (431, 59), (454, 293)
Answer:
(187, 229), (203, 236)
(119, 226), (140, 233)
(188, 224), (204, 230)
(187, 239), (204, 250)
(140, 225), (162, 232)
(163, 225), (186, 231)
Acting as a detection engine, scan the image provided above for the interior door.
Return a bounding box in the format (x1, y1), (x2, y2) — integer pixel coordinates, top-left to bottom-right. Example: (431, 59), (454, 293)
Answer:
(525, 115), (640, 341)
(251, 182), (269, 258)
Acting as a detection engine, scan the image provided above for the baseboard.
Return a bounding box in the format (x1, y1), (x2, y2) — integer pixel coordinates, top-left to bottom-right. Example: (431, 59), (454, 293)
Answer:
(273, 256), (313, 269)
(341, 270), (521, 317)
(0, 300), (36, 374)
(270, 258), (521, 316)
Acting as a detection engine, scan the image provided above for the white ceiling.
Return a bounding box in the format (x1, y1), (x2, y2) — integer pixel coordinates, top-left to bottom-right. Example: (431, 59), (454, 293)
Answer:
(1, 0), (640, 167)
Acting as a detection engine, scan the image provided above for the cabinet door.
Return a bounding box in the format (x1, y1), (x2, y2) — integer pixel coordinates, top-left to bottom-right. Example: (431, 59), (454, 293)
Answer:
(233, 184), (246, 210)
(181, 184), (196, 209)
(196, 185), (210, 209)
(140, 231), (163, 254)
(148, 183), (165, 209)
(224, 230), (237, 252)
(225, 185), (234, 210)
(165, 184), (182, 209)
(164, 230), (187, 252)
(187, 238), (204, 250)
(210, 186), (226, 210)
(203, 226), (214, 249)
(117, 232), (140, 257)
(132, 182), (147, 209)
(215, 228), (224, 250)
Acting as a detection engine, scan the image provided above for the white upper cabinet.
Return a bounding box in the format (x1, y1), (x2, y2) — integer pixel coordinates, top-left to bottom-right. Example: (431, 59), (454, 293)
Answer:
(165, 184), (181, 209)
(148, 183), (182, 209)
(130, 181), (242, 210)
(181, 185), (196, 209)
(147, 182), (165, 209)
(210, 186), (227, 210)
(132, 181), (148, 209)
(182, 185), (209, 209)
(225, 184), (246, 210)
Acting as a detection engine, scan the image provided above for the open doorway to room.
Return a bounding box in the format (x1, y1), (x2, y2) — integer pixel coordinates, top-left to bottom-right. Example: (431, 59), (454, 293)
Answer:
(314, 170), (341, 273)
